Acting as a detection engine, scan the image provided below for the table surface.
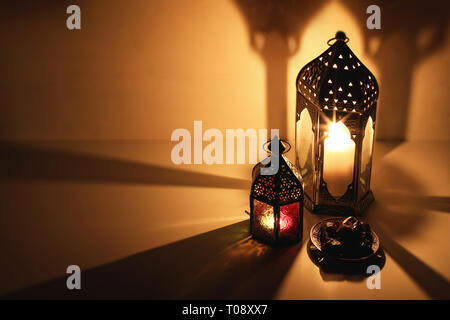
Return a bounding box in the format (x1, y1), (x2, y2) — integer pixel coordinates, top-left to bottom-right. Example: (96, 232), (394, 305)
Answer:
(0, 139), (449, 299)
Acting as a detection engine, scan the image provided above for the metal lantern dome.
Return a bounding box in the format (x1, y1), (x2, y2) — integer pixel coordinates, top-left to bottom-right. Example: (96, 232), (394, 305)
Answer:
(295, 31), (379, 215)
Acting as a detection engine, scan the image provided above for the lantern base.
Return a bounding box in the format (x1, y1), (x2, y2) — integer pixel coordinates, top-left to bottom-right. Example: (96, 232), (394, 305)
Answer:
(304, 191), (374, 216)
(250, 234), (303, 246)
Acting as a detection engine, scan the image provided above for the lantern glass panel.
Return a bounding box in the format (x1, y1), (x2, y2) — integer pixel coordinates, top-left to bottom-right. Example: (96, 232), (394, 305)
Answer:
(279, 202), (300, 242)
(323, 121), (355, 197)
(253, 199), (275, 242)
(359, 116), (374, 198)
(296, 108), (315, 193)
(295, 31), (378, 214)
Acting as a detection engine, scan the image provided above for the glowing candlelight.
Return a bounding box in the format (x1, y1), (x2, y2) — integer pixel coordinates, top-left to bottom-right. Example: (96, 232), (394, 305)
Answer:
(323, 121), (355, 197)
(260, 211), (292, 232)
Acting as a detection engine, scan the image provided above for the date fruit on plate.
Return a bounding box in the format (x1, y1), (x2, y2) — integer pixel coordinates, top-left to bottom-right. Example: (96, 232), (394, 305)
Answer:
(319, 216), (374, 259)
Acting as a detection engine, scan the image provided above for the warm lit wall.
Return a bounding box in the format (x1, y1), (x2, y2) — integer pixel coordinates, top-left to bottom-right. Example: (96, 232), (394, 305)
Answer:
(287, 1), (378, 144)
(0, 0), (448, 141)
(288, 0), (450, 142)
(0, 0), (266, 140)
(406, 28), (450, 141)
(0, 0), (448, 298)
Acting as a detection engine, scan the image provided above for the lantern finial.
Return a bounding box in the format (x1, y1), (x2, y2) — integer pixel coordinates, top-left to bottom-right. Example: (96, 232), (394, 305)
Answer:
(335, 31), (347, 41)
(266, 136), (291, 154)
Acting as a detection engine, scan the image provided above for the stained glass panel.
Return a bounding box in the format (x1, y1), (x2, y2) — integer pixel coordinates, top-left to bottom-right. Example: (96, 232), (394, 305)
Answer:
(296, 108), (314, 195)
(253, 199), (275, 242)
(359, 117), (374, 199)
(278, 202), (300, 242)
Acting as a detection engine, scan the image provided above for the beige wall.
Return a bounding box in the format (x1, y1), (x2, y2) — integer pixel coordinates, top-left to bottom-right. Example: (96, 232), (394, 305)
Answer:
(0, 0), (448, 298)
(0, 0), (266, 140)
(0, 0), (448, 141)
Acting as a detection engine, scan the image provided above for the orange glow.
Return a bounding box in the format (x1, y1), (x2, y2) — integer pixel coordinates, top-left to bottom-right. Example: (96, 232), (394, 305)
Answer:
(260, 211), (293, 231)
(260, 212), (274, 230)
(325, 121), (354, 151)
(288, 1), (378, 143)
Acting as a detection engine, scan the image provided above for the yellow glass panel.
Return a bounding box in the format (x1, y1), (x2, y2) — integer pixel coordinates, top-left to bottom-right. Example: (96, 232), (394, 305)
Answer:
(359, 117), (374, 198)
(253, 199), (275, 241)
(296, 109), (314, 191)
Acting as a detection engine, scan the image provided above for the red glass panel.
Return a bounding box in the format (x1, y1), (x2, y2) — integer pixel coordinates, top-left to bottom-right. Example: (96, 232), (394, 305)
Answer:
(279, 202), (300, 242)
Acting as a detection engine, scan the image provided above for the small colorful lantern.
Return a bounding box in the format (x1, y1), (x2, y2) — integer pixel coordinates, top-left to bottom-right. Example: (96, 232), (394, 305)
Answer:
(250, 137), (303, 244)
(295, 31), (379, 215)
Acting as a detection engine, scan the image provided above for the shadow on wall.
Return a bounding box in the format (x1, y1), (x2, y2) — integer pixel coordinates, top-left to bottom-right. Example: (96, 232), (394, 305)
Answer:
(342, 0), (449, 140)
(235, 0), (449, 141)
(0, 1), (448, 141)
(3, 221), (302, 299)
(233, 0), (327, 139)
(0, 141), (250, 189)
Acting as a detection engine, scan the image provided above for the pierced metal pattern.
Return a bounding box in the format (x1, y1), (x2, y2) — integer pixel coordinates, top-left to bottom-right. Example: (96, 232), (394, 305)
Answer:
(251, 155), (303, 205)
(297, 58), (325, 102)
(295, 32), (378, 216)
(250, 139), (304, 244)
(297, 38), (378, 113)
(252, 175), (276, 202)
(279, 159), (303, 204)
(284, 155), (302, 184)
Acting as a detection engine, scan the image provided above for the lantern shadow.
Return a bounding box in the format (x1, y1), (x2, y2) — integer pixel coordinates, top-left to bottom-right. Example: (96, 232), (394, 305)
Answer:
(357, 138), (450, 298)
(364, 162), (450, 298)
(235, 0), (449, 141)
(367, 159), (429, 237)
(232, 0), (327, 138)
(367, 219), (450, 300)
(375, 192), (450, 214)
(341, 0), (449, 140)
(3, 220), (302, 299)
(0, 142), (250, 189)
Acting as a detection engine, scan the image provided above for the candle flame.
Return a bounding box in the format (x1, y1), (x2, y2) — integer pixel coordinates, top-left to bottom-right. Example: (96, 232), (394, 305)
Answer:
(326, 121), (353, 150)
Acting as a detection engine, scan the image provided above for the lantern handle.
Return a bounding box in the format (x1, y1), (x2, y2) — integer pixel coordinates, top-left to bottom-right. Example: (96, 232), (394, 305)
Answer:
(263, 139), (291, 154)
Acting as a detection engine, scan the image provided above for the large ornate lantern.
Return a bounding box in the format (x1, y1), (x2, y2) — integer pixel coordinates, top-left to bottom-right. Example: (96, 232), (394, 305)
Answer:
(250, 138), (303, 244)
(295, 31), (378, 216)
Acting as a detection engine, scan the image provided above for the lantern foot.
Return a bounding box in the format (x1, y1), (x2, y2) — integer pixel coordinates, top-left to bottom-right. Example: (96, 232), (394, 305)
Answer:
(304, 191), (374, 216)
(355, 190), (375, 215)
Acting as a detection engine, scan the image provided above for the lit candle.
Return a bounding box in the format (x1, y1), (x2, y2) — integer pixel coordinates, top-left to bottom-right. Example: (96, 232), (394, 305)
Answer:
(260, 211), (292, 232)
(323, 121), (355, 197)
